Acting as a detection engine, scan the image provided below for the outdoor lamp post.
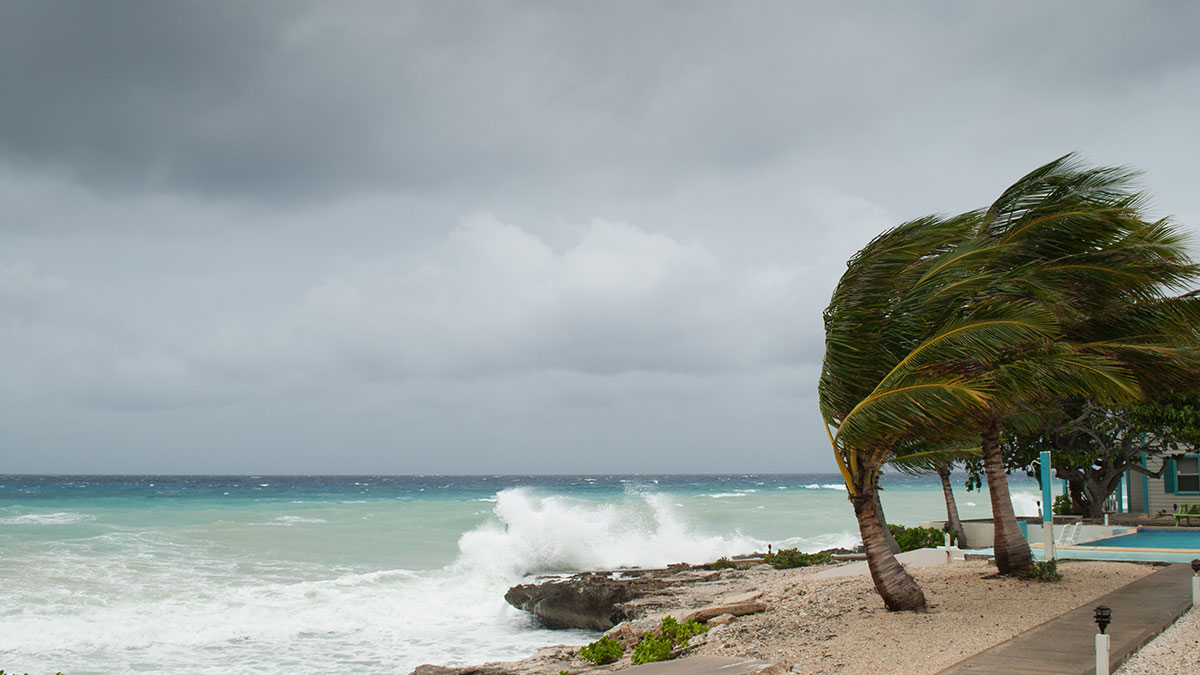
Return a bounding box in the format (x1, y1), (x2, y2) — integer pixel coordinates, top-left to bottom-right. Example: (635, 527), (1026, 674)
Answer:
(1192, 559), (1200, 606)
(1094, 605), (1112, 675)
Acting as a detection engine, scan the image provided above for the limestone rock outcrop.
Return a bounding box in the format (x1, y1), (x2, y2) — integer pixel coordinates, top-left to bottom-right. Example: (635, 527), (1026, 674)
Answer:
(503, 573), (667, 630)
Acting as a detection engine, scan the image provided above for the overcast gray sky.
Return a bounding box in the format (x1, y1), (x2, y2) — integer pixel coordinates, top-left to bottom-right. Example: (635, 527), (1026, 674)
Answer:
(2, 1), (1199, 474)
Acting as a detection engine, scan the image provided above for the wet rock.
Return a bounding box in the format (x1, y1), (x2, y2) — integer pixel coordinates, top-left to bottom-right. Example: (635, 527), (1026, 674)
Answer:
(504, 573), (667, 630)
(410, 666), (515, 675)
(410, 646), (576, 675)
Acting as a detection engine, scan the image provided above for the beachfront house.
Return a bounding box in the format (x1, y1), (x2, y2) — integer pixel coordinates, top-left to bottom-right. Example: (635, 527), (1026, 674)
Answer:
(1127, 453), (1200, 515)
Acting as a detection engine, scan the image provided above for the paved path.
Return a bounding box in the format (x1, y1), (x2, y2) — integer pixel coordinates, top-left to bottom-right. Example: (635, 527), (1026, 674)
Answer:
(817, 547), (966, 579)
(940, 563), (1194, 674)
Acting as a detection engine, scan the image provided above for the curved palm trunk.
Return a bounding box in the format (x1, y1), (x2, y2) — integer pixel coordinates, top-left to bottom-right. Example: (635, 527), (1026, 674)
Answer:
(874, 492), (902, 554)
(981, 413), (1031, 574)
(936, 464), (968, 547)
(851, 492), (928, 612)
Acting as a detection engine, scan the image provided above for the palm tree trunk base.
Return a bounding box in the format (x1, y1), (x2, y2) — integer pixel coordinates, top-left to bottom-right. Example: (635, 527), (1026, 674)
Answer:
(852, 494), (928, 612)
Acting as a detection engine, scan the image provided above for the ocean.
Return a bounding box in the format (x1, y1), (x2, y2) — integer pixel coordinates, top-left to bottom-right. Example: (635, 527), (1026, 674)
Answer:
(0, 473), (1042, 674)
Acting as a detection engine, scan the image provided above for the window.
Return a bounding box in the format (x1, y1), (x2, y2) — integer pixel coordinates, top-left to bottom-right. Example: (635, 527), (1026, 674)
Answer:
(1177, 457), (1200, 493)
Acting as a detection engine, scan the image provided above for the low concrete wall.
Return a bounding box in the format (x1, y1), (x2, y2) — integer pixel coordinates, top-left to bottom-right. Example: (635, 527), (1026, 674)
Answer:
(920, 518), (1131, 549)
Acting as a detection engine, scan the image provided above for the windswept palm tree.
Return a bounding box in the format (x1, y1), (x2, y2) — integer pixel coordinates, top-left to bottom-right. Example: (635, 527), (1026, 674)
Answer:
(964, 156), (1200, 573)
(820, 214), (1063, 611)
(821, 155), (1197, 606)
(935, 463), (968, 547)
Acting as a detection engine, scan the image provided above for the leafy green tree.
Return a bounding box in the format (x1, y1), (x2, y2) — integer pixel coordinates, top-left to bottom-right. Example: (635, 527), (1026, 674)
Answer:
(1006, 391), (1200, 517)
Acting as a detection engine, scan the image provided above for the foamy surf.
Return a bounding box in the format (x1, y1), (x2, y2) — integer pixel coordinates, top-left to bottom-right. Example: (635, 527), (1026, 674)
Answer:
(0, 473), (1045, 674)
(0, 511), (96, 525)
(456, 488), (765, 577)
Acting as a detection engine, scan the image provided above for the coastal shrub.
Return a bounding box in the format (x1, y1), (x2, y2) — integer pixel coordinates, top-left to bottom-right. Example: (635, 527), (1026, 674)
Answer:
(887, 524), (949, 552)
(763, 548), (831, 569)
(709, 556), (742, 570)
(1017, 559), (1063, 582)
(577, 636), (623, 665)
(631, 633), (674, 664)
(660, 615), (707, 644)
(629, 615), (710, 664)
(1052, 494), (1075, 516)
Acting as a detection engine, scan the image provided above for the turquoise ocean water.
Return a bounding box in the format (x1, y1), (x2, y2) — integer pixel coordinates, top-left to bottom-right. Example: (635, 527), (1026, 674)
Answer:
(0, 474), (1041, 674)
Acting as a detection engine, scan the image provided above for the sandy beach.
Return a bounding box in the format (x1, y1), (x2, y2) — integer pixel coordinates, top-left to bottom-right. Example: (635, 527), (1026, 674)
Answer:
(692, 560), (1152, 672)
(416, 558), (1160, 673)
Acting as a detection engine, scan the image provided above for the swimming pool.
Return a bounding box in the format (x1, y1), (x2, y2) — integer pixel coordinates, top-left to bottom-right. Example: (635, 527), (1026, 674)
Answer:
(1021, 527), (1200, 563)
(1085, 528), (1200, 550)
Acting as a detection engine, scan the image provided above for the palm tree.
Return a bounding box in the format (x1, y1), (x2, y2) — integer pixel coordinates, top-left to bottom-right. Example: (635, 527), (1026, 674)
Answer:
(935, 463), (968, 547)
(963, 156), (1200, 573)
(820, 156), (1198, 605)
(820, 214), (1062, 610)
(891, 453), (972, 548)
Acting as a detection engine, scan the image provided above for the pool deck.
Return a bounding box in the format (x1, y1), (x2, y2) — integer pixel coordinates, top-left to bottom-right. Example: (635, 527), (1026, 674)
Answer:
(940, 562), (1194, 674)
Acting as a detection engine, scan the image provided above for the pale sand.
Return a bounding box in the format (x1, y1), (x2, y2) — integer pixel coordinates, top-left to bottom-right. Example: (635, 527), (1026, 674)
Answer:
(686, 560), (1153, 673)
(417, 559), (1159, 674)
(1116, 607), (1200, 674)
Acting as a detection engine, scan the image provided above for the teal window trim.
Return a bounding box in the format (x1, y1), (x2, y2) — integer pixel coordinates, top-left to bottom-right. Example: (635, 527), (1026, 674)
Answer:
(1174, 455), (1200, 495)
(1141, 452), (1149, 514)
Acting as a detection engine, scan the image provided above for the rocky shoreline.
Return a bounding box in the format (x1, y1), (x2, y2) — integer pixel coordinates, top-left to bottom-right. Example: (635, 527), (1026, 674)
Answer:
(412, 555), (1158, 675)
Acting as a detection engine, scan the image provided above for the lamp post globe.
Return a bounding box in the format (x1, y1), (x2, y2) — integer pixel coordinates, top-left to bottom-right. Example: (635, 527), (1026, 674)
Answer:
(1094, 605), (1112, 635)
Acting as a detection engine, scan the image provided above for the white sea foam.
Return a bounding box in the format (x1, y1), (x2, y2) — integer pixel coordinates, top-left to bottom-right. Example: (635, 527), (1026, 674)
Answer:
(803, 483), (847, 491)
(272, 515), (327, 525)
(455, 488), (763, 577)
(776, 530), (862, 552)
(0, 512), (96, 525)
(1010, 491), (1042, 517)
(704, 492), (748, 498)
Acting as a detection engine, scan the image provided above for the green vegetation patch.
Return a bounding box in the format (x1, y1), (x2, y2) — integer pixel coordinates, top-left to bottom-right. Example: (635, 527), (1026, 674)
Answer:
(1017, 559), (1063, 582)
(630, 615), (709, 665)
(763, 547), (832, 569)
(888, 524), (952, 552)
(631, 633), (674, 665)
(577, 636), (623, 665)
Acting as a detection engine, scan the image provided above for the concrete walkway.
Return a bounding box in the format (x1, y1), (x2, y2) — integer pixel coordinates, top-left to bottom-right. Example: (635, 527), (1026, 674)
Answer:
(940, 563), (1194, 674)
(816, 546), (966, 579)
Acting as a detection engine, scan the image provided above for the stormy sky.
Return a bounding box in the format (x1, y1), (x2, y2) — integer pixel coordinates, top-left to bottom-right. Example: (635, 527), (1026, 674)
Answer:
(2, 1), (1199, 474)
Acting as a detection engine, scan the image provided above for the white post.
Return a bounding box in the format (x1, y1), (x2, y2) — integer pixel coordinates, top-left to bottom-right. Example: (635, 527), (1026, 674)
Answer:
(1095, 632), (1110, 675)
(944, 532), (951, 548)
(1043, 522), (1056, 560)
(1192, 574), (1199, 607)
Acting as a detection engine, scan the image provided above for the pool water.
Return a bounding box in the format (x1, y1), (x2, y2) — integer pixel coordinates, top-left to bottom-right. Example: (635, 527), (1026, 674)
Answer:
(1086, 528), (1200, 550)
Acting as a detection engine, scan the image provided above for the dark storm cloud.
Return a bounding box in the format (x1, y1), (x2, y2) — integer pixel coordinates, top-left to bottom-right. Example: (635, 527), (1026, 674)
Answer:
(2, 2), (1200, 473)
(4, 1), (1197, 203)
